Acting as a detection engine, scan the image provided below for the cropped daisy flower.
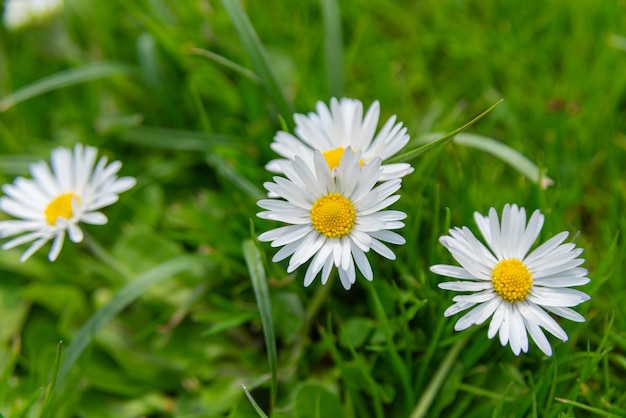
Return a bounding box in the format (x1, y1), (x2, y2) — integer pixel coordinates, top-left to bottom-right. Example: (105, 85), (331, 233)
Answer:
(266, 97), (413, 181)
(2, 0), (63, 30)
(0, 144), (136, 262)
(430, 204), (590, 356)
(258, 147), (407, 290)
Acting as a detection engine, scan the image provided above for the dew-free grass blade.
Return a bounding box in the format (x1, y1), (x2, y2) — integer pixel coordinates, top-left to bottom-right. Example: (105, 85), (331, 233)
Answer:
(120, 127), (234, 151)
(320, 0), (344, 97)
(190, 47), (261, 83)
(452, 132), (554, 189)
(220, 0), (294, 126)
(206, 154), (266, 200)
(243, 239), (278, 408)
(52, 255), (209, 394)
(389, 99), (504, 164)
(40, 341), (63, 418)
(0, 62), (134, 112)
(243, 385), (270, 418)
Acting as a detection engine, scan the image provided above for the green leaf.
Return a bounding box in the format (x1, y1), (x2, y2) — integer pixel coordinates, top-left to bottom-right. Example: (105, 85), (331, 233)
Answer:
(242, 385), (270, 418)
(190, 47), (261, 83)
(389, 99), (504, 164)
(320, 0), (344, 97)
(52, 255), (210, 394)
(220, 0), (294, 125)
(452, 132), (554, 189)
(0, 62), (135, 112)
(295, 383), (343, 418)
(243, 239), (278, 408)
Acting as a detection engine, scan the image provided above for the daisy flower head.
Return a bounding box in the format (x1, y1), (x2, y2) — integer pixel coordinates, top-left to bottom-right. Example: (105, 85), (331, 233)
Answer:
(0, 144), (136, 262)
(266, 97), (413, 181)
(430, 204), (590, 356)
(257, 147), (407, 290)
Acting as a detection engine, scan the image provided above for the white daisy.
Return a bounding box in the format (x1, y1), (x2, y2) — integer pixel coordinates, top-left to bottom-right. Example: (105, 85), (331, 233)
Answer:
(430, 204), (590, 356)
(0, 144), (136, 262)
(266, 97), (413, 181)
(257, 147), (407, 290)
(2, 0), (63, 30)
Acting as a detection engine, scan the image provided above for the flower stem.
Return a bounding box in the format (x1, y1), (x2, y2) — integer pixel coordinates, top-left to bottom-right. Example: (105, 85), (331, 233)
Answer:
(409, 335), (469, 418)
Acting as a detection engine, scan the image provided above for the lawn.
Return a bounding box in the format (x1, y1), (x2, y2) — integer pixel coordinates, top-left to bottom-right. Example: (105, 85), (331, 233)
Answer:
(0, 0), (625, 417)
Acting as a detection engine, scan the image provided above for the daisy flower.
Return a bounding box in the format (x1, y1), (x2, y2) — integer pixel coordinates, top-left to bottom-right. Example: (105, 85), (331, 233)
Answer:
(266, 97), (413, 181)
(3, 0), (63, 30)
(430, 204), (590, 356)
(257, 147), (407, 290)
(0, 144), (136, 262)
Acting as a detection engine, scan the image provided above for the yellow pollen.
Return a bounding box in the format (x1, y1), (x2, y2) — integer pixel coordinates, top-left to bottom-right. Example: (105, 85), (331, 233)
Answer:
(44, 193), (79, 225)
(322, 146), (364, 170)
(310, 193), (356, 238)
(491, 258), (533, 302)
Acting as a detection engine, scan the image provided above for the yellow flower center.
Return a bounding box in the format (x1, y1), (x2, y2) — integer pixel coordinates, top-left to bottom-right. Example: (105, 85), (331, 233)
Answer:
(322, 146), (364, 170)
(310, 193), (356, 238)
(491, 258), (533, 302)
(44, 193), (79, 225)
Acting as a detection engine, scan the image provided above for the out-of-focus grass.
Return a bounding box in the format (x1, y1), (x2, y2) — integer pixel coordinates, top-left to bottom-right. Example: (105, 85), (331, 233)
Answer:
(0, 0), (625, 416)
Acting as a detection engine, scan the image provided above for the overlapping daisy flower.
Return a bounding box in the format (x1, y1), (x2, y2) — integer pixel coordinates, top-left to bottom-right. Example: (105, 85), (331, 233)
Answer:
(430, 204), (590, 356)
(265, 97), (413, 181)
(257, 147), (407, 290)
(0, 144), (136, 262)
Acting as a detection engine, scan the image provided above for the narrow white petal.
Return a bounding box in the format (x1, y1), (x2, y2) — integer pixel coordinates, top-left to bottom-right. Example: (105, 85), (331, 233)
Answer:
(438, 281), (494, 291)
(528, 287), (590, 307)
(48, 232), (66, 261)
(20, 235), (52, 262)
(543, 306), (586, 322)
(430, 264), (477, 279)
(81, 212), (108, 225)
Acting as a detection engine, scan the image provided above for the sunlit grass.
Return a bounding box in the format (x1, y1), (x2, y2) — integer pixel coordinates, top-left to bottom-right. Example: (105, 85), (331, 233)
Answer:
(1, 0), (625, 416)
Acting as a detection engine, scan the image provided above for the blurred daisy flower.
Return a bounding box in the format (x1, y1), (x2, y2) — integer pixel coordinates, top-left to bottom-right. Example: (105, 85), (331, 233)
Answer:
(2, 0), (63, 30)
(258, 147), (406, 290)
(266, 97), (413, 181)
(430, 204), (590, 356)
(0, 144), (136, 262)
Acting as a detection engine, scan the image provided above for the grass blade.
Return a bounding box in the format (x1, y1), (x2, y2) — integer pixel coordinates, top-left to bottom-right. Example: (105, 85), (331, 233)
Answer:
(120, 127), (236, 151)
(243, 385), (270, 418)
(389, 99), (503, 164)
(220, 0), (293, 125)
(40, 341), (63, 418)
(53, 255), (209, 393)
(453, 132), (554, 189)
(367, 283), (413, 413)
(0, 62), (134, 112)
(320, 0), (344, 97)
(243, 239), (278, 408)
(190, 47), (261, 83)
(205, 154), (266, 200)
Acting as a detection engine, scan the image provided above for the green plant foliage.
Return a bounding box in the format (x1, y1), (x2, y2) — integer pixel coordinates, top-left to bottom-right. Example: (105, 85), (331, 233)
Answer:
(0, 0), (625, 416)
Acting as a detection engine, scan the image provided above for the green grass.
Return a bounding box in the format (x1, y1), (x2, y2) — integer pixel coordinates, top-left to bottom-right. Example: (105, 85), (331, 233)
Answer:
(1, 0), (625, 416)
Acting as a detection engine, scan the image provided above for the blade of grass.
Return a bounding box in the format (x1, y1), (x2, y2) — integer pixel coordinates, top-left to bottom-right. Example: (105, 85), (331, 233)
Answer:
(243, 385), (270, 418)
(243, 239), (278, 408)
(554, 397), (617, 417)
(120, 127), (236, 151)
(367, 283), (413, 413)
(52, 255), (210, 393)
(40, 341), (63, 418)
(205, 153), (266, 200)
(220, 0), (293, 125)
(389, 99), (504, 164)
(0, 62), (135, 112)
(452, 132), (554, 189)
(409, 335), (469, 418)
(320, 0), (344, 97)
(190, 47), (261, 83)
